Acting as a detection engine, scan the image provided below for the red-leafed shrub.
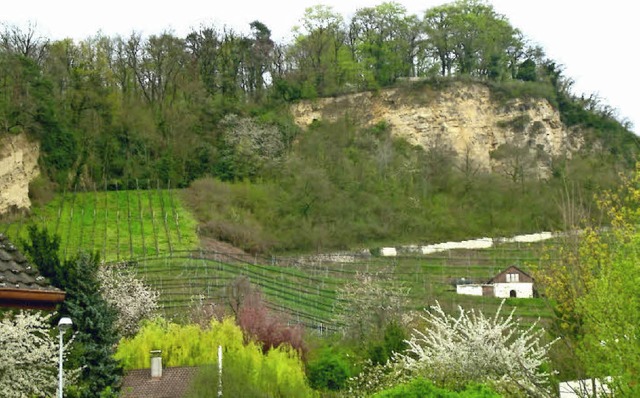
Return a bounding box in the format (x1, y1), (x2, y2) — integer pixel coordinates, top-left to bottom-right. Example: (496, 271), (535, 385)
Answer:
(237, 301), (306, 356)
(229, 277), (306, 356)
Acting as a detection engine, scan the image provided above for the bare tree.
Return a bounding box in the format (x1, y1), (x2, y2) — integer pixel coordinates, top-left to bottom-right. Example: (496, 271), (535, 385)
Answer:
(1, 22), (49, 64)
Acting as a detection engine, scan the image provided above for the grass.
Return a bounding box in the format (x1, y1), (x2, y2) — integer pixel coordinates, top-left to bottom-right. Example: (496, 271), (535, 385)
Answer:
(0, 188), (200, 262)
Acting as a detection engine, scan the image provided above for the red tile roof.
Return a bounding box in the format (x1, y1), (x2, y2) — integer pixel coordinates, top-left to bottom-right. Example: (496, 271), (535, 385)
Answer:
(120, 366), (199, 398)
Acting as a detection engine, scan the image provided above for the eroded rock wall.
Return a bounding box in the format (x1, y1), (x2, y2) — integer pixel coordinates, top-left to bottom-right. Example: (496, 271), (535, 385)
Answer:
(291, 83), (581, 175)
(0, 133), (40, 215)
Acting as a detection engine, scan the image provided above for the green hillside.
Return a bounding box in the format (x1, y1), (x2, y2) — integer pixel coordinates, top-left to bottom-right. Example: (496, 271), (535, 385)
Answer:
(3, 1), (638, 394)
(1, 188), (199, 261)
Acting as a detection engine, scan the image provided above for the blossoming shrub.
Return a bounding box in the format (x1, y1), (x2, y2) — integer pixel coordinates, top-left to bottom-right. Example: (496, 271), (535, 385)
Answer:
(346, 301), (557, 397)
(397, 300), (557, 396)
(333, 272), (409, 341)
(0, 311), (77, 398)
(97, 263), (159, 337)
(115, 317), (316, 397)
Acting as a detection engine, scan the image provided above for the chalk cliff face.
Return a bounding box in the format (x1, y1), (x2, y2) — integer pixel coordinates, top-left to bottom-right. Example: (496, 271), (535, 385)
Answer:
(0, 133), (40, 215)
(291, 83), (581, 175)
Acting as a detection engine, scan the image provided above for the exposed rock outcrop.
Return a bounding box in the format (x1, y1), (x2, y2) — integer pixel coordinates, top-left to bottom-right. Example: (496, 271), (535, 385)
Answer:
(291, 83), (581, 176)
(0, 133), (40, 215)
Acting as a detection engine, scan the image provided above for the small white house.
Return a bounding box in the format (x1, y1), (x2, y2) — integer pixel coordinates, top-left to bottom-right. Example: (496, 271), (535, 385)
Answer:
(456, 266), (534, 298)
(489, 266), (534, 298)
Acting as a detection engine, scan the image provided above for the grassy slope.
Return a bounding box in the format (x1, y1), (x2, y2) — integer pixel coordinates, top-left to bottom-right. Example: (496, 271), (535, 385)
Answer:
(1, 189), (200, 262)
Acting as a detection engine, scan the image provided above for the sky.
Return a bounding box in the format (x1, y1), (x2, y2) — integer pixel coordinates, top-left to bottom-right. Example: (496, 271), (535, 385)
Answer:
(3, 0), (637, 132)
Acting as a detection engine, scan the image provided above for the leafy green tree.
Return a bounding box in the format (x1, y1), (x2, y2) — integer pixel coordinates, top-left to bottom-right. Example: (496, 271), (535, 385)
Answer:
(422, 0), (523, 79)
(537, 167), (640, 395)
(0, 53), (39, 133)
(246, 20), (274, 99)
(348, 2), (419, 86)
(422, 4), (456, 76)
(289, 5), (350, 97)
(516, 58), (537, 82)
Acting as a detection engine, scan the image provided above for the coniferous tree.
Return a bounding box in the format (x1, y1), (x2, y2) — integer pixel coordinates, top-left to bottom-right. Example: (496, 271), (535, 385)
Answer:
(21, 226), (123, 397)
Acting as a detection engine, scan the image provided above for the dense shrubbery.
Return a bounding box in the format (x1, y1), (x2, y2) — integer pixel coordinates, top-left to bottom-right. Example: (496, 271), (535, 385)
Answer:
(373, 379), (500, 398)
(182, 117), (622, 252)
(306, 349), (353, 391)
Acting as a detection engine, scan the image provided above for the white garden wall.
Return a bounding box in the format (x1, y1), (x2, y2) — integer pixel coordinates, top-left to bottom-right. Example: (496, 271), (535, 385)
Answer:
(456, 284), (484, 296)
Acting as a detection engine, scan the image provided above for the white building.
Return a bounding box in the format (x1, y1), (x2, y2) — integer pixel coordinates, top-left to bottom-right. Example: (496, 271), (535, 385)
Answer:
(456, 266), (534, 299)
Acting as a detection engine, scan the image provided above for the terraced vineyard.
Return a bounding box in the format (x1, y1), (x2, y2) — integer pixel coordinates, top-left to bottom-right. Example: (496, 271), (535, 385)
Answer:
(1, 186), (558, 332)
(124, 241), (558, 332)
(1, 187), (200, 262)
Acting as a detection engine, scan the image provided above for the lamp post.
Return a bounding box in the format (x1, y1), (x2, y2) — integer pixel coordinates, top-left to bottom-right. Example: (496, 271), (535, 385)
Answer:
(58, 317), (72, 398)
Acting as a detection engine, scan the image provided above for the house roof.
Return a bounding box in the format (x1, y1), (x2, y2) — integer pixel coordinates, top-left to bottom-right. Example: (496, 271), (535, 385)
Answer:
(488, 265), (534, 284)
(121, 366), (199, 398)
(0, 233), (65, 310)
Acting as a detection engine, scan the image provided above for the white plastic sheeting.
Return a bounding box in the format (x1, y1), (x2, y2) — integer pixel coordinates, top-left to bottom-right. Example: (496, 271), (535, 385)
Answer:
(419, 238), (493, 254)
(380, 247), (397, 257)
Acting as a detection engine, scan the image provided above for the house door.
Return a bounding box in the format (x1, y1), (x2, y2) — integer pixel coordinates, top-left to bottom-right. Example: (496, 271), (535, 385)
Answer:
(509, 290), (517, 298)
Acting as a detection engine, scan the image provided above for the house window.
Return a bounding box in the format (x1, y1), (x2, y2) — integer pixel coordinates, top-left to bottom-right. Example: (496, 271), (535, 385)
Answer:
(506, 273), (519, 283)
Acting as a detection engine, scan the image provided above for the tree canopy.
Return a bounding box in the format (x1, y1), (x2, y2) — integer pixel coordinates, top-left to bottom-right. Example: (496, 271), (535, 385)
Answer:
(1, 1), (633, 189)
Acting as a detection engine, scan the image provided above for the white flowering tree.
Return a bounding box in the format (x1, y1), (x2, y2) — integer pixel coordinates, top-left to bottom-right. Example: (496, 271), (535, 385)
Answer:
(97, 264), (159, 337)
(333, 271), (410, 340)
(397, 300), (557, 397)
(0, 311), (77, 398)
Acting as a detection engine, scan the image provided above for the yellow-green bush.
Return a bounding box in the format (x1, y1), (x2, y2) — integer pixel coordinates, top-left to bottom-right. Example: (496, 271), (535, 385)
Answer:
(115, 318), (316, 397)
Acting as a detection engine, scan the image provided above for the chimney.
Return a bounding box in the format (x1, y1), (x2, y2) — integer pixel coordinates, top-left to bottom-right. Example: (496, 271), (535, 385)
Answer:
(150, 350), (162, 379)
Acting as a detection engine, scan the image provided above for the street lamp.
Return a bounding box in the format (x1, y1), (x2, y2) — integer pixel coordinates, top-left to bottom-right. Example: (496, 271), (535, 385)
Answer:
(58, 317), (72, 398)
